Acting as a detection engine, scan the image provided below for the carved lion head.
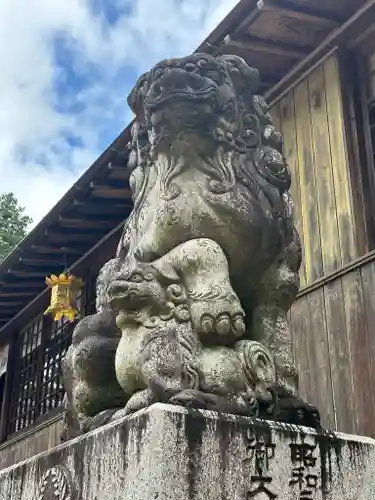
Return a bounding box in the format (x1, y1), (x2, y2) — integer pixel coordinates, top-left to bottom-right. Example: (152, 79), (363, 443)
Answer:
(127, 53), (294, 241)
(128, 54), (262, 152)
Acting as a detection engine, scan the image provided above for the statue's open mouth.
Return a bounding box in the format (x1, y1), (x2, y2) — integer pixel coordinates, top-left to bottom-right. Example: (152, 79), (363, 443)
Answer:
(107, 279), (151, 311)
(146, 86), (217, 112)
(145, 67), (217, 113)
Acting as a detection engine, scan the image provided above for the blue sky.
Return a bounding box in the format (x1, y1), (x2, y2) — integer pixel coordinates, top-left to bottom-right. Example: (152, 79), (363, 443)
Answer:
(0, 0), (238, 226)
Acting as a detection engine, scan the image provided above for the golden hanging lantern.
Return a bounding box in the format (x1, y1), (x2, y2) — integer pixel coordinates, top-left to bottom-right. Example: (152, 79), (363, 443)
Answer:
(44, 272), (83, 322)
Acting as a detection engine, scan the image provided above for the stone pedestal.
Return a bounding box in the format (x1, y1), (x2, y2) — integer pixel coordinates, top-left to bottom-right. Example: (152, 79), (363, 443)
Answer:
(0, 404), (374, 499)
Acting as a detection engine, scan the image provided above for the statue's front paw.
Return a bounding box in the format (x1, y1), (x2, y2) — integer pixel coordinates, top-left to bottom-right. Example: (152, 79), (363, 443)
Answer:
(190, 294), (246, 341)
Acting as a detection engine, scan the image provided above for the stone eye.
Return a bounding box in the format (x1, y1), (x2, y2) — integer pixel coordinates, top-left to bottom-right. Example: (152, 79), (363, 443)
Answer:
(153, 83), (163, 95)
(184, 63), (196, 72)
(130, 273), (143, 283)
(197, 59), (207, 68)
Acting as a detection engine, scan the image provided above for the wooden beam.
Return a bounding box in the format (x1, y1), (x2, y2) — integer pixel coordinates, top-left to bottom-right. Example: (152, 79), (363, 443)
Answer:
(72, 198), (131, 210)
(31, 244), (85, 255)
(91, 189), (132, 200)
(44, 228), (105, 241)
(232, 0), (339, 35)
(89, 181), (132, 199)
(43, 235), (99, 244)
(107, 161), (130, 173)
(18, 257), (66, 267)
(6, 270), (47, 278)
(107, 169), (131, 181)
(107, 163), (128, 171)
(0, 302), (24, 308)
(58, 216), (118, 229)
(247, 0), (338, 51)
(0, 291), (35, 297)
(257, 0), (340, 24)
(232, 2), (263, 34)
(297, 246), (375, 299)
(108, 145), (129, 159)
(271, 0), (346, 23)
(266, 0), (375, 104)
(1, 282), (43, 289)
(63, 212), (126, 223)
(91, 178), (129, 189)
(0, 316), (16, 323)
(71, 206), (132, 220)
(53, 226), (108, 236)
(225, 33), (309, 59)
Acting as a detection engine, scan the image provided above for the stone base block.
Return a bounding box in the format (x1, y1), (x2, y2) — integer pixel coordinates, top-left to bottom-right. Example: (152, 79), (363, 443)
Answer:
(0, 403), (374, 499)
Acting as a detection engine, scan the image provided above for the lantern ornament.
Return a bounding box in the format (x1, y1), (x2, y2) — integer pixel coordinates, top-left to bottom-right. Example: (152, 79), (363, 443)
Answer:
(44, 272), (83, 322)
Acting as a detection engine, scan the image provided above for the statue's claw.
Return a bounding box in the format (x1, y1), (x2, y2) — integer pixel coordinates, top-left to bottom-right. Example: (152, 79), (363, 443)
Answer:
(169, 389), (259, 417)
(80, 409), (121, 433)
(112, 389), (158, 420)
(203, 312), (245, 338)
(192, 298), (245, 341)
(273, 395), (322, 429)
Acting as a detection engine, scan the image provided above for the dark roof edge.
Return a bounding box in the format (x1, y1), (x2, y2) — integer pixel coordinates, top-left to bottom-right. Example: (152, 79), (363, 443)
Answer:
(0, 123), (132, 278)
(195, 0), (257, 53)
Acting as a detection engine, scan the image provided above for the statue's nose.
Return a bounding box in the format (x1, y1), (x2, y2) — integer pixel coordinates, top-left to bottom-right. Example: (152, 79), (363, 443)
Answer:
(153, 67), (205, 94)
(160, 68), (189, 91)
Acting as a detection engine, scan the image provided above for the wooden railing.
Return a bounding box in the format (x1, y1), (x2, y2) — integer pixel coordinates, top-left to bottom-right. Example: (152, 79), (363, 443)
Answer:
(0, 412), (63, 471)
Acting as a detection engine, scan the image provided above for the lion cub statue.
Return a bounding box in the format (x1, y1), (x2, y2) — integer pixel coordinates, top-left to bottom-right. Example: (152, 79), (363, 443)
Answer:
(62, 53), (320, 439)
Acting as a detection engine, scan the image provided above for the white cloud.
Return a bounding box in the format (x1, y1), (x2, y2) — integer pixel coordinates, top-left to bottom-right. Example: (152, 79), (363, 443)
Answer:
(0, 0), (238, 226)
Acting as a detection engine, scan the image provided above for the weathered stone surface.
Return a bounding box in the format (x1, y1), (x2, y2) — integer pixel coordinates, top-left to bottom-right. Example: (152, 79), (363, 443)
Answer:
(0, 404), (374, 499)
(62, 52), (319, 437)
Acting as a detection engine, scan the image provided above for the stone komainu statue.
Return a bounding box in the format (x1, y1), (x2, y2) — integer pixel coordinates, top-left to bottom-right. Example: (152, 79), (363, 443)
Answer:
(62, 53), (320, 439)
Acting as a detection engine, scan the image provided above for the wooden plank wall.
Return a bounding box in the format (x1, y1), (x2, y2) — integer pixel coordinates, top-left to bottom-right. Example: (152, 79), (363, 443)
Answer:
(0, 417), (63, 471)
(270, 54), (363, 287)
(290, 254), (375, 438)
(365, 50), (375, 102)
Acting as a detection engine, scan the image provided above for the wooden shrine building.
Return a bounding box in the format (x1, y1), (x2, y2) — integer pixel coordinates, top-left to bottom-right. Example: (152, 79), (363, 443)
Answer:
(1, 0), (375, 470)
